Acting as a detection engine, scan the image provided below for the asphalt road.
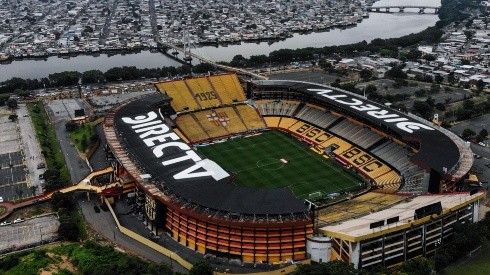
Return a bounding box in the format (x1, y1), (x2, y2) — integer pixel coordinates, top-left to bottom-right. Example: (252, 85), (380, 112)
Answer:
(44, 100), (189, 272)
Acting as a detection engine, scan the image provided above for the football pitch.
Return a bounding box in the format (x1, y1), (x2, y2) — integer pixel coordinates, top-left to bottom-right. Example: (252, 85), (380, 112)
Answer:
(197, 130), (363, 199)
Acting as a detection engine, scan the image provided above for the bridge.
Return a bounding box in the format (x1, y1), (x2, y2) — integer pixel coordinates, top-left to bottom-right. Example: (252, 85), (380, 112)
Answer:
(159, 40), (269, 80)
(367, 5), (441, 13)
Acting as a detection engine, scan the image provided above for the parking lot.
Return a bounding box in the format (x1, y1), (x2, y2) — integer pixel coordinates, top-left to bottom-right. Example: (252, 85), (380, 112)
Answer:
(0, 215), (59, 253)
(0, 108), (31, 201)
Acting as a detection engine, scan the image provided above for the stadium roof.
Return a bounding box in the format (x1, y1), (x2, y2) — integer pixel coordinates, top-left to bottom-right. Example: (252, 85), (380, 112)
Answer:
(111, 93), (308, 215)
(250, 80), (470, 177)
(318, 191), (485, 242)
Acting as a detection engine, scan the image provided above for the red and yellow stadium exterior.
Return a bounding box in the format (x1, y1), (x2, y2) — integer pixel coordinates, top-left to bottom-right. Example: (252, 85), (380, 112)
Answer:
(166, 208), (313, 262)
(111, 163), (313, 263)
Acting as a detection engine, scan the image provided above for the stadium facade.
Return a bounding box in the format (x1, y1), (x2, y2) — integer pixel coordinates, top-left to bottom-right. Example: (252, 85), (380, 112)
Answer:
(102, 73), (483, 268)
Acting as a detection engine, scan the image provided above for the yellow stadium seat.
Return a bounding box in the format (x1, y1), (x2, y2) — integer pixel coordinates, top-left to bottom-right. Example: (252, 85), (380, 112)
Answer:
(208, 74), (246, 104)
(185, 78), (222, 108)
(220, 106), (248, 133)
(155, 81), (200, 112)
(193, 109), (229, 138)
(176, 114), (209, 142)
(234, 105), (266, 130)
(264, 117), (281, 128)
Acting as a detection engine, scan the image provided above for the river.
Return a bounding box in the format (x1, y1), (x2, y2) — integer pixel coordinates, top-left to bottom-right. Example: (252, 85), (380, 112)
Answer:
(0, 4), (440, 82)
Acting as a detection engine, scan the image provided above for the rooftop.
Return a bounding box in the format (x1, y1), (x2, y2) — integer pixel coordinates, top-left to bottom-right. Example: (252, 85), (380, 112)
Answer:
(319, 191), (485, 242)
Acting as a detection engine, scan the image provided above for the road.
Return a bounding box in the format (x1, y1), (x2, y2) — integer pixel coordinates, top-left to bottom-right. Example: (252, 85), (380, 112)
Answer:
(42, 100), (189, 272)
(17, 104), (45, 195)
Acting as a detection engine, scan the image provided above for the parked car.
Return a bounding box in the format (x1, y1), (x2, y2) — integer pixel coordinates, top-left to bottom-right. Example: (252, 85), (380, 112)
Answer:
(13, 218), (25, 224)
(0, 196), (3, 202)
(0, 221), (11, 226)
(37, 163), (45, 169)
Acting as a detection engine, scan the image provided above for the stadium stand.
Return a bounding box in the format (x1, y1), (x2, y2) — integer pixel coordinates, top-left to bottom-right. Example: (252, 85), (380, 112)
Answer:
(320, 137), (352, 154)
(193, 109), (230, 138)
(295, 106), (339, 129)
(234, 104), (266, 130)
(329, 119), (383, 149)
(173, 128), (191, 143)
(155, 81), (200, 112)
(263, 117), (281, 128)
(255, 101), (301, 117)
(279, 117), (300, 129)
(220, 106), (248, 133)
(175, 114), (209, 142)
(316, 192), (410, 226)
(398, 169), (428, 193)
(208, 74), (247, 104)
(374, 171), (401, 192)
(185, 78), (222, 108)
(371, 140), (418, 175)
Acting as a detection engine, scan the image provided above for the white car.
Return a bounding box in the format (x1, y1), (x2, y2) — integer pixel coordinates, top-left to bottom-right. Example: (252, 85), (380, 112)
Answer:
(0, 221), (11, 226)
(0, 196), (3, 202)
(13, 218), (24, 224)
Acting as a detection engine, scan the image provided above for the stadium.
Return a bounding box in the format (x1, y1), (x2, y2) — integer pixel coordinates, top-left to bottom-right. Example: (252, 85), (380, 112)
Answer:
(102, 73), (485, 269)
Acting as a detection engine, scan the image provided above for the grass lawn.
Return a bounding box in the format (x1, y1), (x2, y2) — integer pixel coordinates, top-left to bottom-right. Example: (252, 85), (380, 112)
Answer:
(197, 130), (362, 199)
(443, 243), (490, 275)
(68, 122), (97, 152)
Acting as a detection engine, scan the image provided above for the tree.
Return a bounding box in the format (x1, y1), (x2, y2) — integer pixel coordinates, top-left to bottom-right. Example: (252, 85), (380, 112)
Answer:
(58, 216), (80, 241)
(435, 74), (444, 84)
(51, 191), (75, 211)
(435, 103), (446, 111)
(8, 114), (18, 121)
(359, 69), (373, 80)
(441, 120), (452, 129)
(399, 257), (434, 275)
(293, 261), (358, 275)
(65, 120), (79, 132)
(386, 65), (407, 79)
(479, 129), (488, 139)
(82, 70), (105, 84)
(6, 99), (18, 109)
(412, 101), (433, 120)
(462, 128), (476, 140)
(190, 261), (213, 275)
(447, 72), (456, 84)
(414, 89), (427, 97)
(476, 79), (485, 93)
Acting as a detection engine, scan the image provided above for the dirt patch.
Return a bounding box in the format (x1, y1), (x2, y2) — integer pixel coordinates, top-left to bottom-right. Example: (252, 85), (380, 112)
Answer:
(40, 253), (77, 275)
(9, 202), (54, 220)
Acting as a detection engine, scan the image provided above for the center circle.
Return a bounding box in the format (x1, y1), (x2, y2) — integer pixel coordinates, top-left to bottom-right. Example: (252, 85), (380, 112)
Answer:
(256, 158), (284, 170)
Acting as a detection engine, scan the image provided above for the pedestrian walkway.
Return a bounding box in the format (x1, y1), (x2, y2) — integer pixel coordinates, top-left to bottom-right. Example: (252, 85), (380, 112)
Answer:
(0, 167), (114, 220)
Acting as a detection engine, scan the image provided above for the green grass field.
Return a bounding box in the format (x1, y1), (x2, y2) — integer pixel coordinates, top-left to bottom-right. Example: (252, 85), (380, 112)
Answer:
(197, 130), (362, 199)
(443, 243), (490, 275)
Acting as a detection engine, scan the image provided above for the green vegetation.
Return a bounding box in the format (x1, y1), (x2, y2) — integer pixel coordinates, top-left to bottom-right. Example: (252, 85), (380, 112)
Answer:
(444, 243), (490, 275)
(438, 0), (477, 27)
(0, 206), (5, 216)
(189, 261), (213, 275)
(0, 242), (173, 275)
(197, 131), (362, 199)
(67, 122), (98, 152)
(0, 250), (52, 275)
(0, 63), (217, 94)
(27, 102), (70, 191)
(51, 192), (86, 241)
